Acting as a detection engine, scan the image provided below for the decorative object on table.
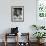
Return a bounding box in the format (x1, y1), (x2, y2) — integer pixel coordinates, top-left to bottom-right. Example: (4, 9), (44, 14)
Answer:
(11, 6), (24, 22)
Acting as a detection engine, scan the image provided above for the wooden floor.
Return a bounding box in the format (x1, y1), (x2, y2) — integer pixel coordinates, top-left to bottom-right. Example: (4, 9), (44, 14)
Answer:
(0, 42), (46, 46)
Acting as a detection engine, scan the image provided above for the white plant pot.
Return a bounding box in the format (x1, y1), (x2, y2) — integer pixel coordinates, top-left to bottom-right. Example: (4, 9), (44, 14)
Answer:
(40, 39), (45, 43)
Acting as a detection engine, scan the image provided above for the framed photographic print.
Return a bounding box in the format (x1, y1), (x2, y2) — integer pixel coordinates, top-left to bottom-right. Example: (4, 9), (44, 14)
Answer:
(11, 6), (24, 22)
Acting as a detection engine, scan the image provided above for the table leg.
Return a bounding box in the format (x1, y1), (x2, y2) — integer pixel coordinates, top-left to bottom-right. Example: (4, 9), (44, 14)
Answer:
(4, 34), (7, 46)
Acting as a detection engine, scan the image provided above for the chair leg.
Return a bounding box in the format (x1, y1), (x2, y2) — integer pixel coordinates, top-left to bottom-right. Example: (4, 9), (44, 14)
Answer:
(4, 33), (7, 46)
(4, 40), (7, 46)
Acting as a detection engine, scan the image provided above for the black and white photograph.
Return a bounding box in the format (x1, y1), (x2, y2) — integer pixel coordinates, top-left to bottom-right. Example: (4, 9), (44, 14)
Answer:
(11, 6), (24, 22)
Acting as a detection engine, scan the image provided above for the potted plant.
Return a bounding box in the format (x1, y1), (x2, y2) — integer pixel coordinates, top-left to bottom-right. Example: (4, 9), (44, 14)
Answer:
(32, 24), (45, 30)
(33, 32), (46, 43)
(32, 25), (39, 30)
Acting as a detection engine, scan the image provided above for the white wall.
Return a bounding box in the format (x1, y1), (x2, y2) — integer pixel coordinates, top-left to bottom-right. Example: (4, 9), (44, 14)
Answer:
(0, 0), (36, 42)
(0, 0), (36, 33)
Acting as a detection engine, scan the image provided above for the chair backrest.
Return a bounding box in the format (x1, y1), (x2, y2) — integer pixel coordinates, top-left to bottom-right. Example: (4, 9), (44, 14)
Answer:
(11, 27), (18, 34)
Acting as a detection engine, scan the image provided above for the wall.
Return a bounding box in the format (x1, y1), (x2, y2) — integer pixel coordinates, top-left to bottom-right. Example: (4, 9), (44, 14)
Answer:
(0, 0), (36, 42)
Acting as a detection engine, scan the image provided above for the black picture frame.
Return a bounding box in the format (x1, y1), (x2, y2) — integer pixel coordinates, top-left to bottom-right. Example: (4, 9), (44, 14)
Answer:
(11, 6), (24, 22)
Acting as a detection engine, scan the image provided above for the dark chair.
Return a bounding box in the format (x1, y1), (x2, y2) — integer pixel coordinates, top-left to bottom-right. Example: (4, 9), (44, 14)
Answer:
(11, 27), (18, 34)
(4, 27), (19, 46)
